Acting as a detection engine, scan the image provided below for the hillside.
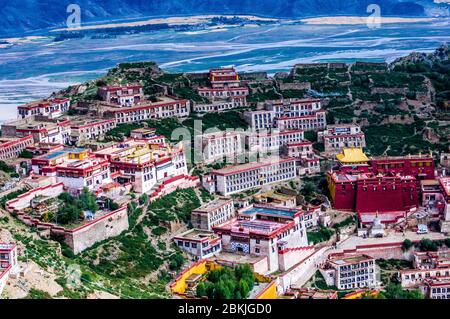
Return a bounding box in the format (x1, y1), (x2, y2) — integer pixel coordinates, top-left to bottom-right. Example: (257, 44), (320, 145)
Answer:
(0, 188), (213, 299)
(1, 44), (449, 299)
(273, 44), (450, 156)
(61, 44), (449, 157)
(1, 0), (448, 37)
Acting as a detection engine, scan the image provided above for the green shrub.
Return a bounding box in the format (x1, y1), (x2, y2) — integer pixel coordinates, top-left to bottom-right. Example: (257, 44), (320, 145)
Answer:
(199, 264), (255, 299)
(402, 239), (413, 251)
(151, 226), (167, 236)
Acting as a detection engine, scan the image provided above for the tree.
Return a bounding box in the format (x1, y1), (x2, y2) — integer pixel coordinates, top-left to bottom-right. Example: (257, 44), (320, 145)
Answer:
(383, 282), (405, 299)
(57, 204), (82, 224)
(445, 238), (450, 248)
(304, 131), (318, 143)
(18, 149), (34, 159)
(56, 189), (100, 225)
(302, 182), (317, 197)
(402, 239), (413, 251)
(215, 281), (232, 299)
(79, 188), (99, 213)
(238, 279), (250, 298)
(383, 283), (424, 299)
(418, 238), (438, 252)
(406, 289), (425, 299)
(105, 198), (120, 210)
(139, 193), (149, 206)
(58, 192), (74, 204)
(198, 264), (255, 299)
(205, 282), (215, 299)
(196, 282), (207, 297)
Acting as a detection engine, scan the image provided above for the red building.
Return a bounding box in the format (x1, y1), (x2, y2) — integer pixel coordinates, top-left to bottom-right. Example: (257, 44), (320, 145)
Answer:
(197, 67), (249, 99)
(209, 67), (240, 89)
(370, 155), (435, 180)
(327, 149), (435, 225)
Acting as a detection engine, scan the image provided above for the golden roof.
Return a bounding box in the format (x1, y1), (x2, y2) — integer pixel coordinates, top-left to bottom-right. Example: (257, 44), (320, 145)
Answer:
(336, 148), (369, 164)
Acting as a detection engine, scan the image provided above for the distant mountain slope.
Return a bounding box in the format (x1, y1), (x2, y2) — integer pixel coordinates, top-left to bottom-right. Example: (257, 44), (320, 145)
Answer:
(0, 0), (447, 37)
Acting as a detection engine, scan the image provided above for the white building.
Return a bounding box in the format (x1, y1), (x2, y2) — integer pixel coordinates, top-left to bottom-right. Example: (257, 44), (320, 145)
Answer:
(31, 148), (112, 194)
(130, 128), (166, 146)
(105, 98), (190, 123)
(318, 125), (366, 152)
(0, 243), (19, 295)
(213, 205), (310, 273)
(195, 67), (249, 113)
(207, 156), (297, 196)
(70, 119), (117, 144)
(93, 139), (188, 194)
(320, 254), (377, 290)
(2, 117), (72, 144)
(0, 136), (34, 160)
(198, 87), (249, 99)
(246, 129), (305, 153)
(193, 97), (246, 113)
(173, 229), (222, 260)
(191, 198), (235, 230)
(97, 85), (143, 107)
(244, 99), (326, 131)
(400, 250), (450, 290)
(401, 268), (450, 289)
(421, 278), (450, 299)
(17, 98), (70, 119)
(195, 131), (244, 163)
(244, 110), (275, 131)
(282, 141), (321, 175)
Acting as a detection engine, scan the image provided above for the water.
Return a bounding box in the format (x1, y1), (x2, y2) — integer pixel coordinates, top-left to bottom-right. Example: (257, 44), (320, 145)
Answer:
(0, 21), (449, 123)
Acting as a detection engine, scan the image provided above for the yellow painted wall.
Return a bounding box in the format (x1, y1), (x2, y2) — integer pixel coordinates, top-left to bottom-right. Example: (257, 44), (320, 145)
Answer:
(327, 175), (336, 201)
(68, 150), (88, 160)
(170, 261), (277, 298)
(342, 290), (379, 299)
(254, 272), (272, 283)
(170, 261), (222, 295)
(256, 281), (278, 299)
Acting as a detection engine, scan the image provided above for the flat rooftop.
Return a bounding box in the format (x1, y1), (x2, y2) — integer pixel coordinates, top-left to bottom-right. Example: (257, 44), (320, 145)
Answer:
(101, 96), (181, 112)
(331, 172), (415, 183)
(0, 136), (31, 145)
(239, 205), (299, 219)
(94, 141), (171, 165)
(69, 118), (115, 127)
(130, 128), (156, 133)
(266, 98), (321, 105)
(3, 116), (69, 129)
(372, 154), (433, 161)
(214, 251), (266, 265)
(58, 156), (105, 169)
(193, 198), (233, 213)
(215, 218), (289, 236)
(37, 148), (87, 161)
(254, 191), (295, 201)
(95, 140), (160, 154)
(174, 229), (219, 241)
(211, 156), (294, 175)
(330, 254), (373, 266)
